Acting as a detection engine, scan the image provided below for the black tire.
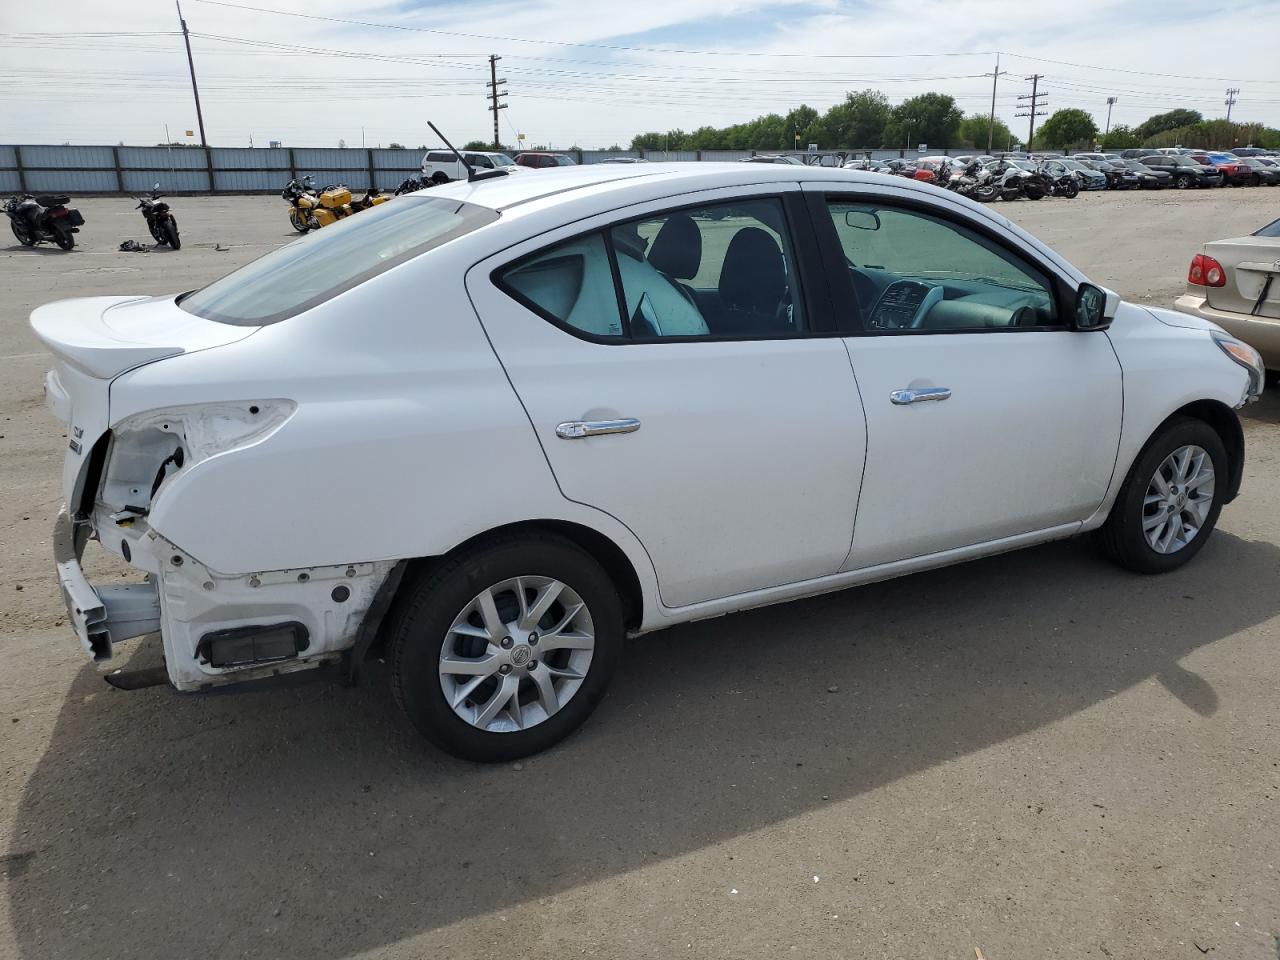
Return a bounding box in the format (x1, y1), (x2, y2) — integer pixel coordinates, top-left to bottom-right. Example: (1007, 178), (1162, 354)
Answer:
(973, 184), (998, 202)
(1095, 416), (1228, 574)
(1176, 174), (1193, 189)
(149, 221), (167, 244)
(162, 218), (180, 250)
(388, 535), (625, 762)
(52, 227), (74, 251)
(431, 172), (450, 185)
(1063, 180), (1079, 198)
(289, 208), (310, 233)
(10, 219), (35, 246)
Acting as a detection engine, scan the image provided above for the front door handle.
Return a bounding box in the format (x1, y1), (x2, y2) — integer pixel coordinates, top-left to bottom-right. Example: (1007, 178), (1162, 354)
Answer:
(555, 418), (641, 439)
(890, 386), (952, 405)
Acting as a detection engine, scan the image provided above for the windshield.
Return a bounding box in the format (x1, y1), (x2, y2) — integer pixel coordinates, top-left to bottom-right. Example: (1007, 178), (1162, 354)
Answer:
(1007, 159), (1035, 171)
(490, 154), (515, 167)
(180, 196), (498, 326)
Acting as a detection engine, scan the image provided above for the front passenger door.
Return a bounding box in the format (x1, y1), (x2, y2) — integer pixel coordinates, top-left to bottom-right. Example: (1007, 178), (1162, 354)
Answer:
(810, 191), (1124, 570)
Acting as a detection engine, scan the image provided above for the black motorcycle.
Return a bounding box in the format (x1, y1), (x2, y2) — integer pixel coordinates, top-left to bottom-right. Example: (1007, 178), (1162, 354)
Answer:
(394, 175), (430, 195)
(5, 193), (84, 250)
(1037, 163), (1080, 199)
(137, 183), (180, 250)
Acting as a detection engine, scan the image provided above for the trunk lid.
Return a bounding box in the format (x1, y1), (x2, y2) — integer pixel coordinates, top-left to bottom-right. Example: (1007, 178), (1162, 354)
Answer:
(31, 295), (259, 507)
(1204, 237), (1280, 319)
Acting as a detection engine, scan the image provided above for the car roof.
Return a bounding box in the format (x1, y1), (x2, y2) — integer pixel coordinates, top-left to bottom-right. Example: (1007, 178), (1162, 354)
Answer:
(416, 162), (932, 213)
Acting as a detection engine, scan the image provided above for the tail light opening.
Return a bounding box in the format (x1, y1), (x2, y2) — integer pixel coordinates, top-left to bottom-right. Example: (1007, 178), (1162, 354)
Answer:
(1188, 253), (1226, 288)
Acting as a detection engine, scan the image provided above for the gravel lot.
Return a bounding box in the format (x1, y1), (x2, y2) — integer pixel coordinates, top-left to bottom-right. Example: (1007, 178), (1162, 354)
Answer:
(2, 188), (1279, 960)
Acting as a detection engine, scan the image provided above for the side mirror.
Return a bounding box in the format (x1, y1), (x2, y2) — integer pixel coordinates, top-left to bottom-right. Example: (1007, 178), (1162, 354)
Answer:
(153, 182), (161, 191)
(1073, 283), (1116, 330)
(844, 210), (881, 231)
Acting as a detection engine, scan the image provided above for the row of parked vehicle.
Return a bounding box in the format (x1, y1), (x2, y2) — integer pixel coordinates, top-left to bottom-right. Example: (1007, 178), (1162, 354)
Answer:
(827, 146), (1280, 201)
(4, 185), (178, 252)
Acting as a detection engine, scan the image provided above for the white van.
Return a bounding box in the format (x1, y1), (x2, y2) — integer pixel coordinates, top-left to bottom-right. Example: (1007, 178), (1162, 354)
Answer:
(421, 149), (519, 183)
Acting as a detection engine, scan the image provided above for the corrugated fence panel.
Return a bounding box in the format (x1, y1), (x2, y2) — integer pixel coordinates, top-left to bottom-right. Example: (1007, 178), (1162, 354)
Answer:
(700, 150), (752, 162)
(581, 150), (641, 164)
(211, 170), (282, 191)
(0, 171), (20, 192)
(119, 146), (208, 169)
(24, 170), (118, 192)
(292, 148), (363, 169)
(642, 150), (699, 162)
(123, 169), (210, 193)
(300, 169), (372, 188)
(371, 149), (422, 169)
(211, 148), (289, 170)
(0, 146), (16, 167)
(373, 168), (420, 189)
(20, 145), (115, 169)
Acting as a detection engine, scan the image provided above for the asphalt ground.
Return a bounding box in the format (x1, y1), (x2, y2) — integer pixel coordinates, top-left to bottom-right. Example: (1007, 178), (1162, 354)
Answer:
(2, 186), (1279, 960)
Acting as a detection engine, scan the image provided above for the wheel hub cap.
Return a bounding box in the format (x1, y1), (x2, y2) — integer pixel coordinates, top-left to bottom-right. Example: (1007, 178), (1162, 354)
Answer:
(439, 576), (595, 733)
(1142, 445), (1214, 554)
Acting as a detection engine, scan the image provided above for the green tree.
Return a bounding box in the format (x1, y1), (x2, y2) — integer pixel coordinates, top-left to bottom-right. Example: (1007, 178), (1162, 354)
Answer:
(1099, 124), (1140, 149)
(783, 105), (821, 149)
(1035, 108), (1099, 149)
(1134, 109), (1203, 143)
(462, 140), (491, 151)
(881, 93), (964, 150)
(388, 142), (406, 150)
(822, 89), (891, 148)
(958, 112), (1013, 151)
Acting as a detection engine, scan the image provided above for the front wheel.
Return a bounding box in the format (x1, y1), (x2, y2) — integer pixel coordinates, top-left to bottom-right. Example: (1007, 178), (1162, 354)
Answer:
(9, 218), (35, 246)
(52, 227), (75, 251)
(162, 218), (180, 250)
(388, 536), (625, 761)
(289, 207), (310, 233)
(1176, 174), (1193, 190)
(1095, 416), (1227, 574)
(972, 184), (998, 202)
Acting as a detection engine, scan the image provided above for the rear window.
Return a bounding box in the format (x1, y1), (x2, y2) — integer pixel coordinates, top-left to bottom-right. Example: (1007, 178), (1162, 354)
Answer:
(179, 197), (498, 326)
(1254, 218), (1280, 238)
(426, 152), (453, 163)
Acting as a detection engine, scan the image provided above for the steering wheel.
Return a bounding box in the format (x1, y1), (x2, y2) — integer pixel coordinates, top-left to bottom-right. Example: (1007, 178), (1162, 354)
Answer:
(909, 283), (944, 328)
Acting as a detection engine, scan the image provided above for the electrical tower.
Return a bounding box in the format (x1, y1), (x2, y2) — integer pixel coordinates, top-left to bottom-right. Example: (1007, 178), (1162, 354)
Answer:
(1225, 87), (1239, 122)
(1015, 75), (1048, 149)
(487, 55), (508, 150)
(1105, 96), (1118, 136)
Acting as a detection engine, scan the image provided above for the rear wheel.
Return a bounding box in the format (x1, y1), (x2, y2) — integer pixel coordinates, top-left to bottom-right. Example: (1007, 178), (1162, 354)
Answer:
(52, 227), (74, 251)
(431, 172), (450, 185)
(1096, 416), (1227, 574)
(388, 536), (625, 761)
(162, 218), (180, 250)
(10, 219), (35, 246)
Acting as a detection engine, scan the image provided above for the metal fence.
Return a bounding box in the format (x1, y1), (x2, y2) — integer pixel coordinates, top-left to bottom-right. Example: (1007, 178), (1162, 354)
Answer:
(0, 144), (987, 194)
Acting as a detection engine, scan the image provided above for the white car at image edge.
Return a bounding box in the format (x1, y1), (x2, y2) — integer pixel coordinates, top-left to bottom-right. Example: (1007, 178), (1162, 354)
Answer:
(32, 164), (1265, 761)
(420, 148), (520, 184)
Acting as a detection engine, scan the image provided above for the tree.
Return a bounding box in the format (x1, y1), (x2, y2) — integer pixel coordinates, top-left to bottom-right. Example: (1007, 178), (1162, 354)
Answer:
(1036, 108), (1099, 149)
(823, 90), (891, 148)
(958, 112), (1013, 151)
(1135, 109), (1203, 143)
(388, 142), (405, 150)
(1099, 124), (1140, 149)
(462, 140), (491, 151)
(881, 93), (963, 150)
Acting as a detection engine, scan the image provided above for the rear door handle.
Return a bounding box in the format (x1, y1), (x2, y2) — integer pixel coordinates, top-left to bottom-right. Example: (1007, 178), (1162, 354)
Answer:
(890, 387), (952, 405)
(555, 418), (641, 439)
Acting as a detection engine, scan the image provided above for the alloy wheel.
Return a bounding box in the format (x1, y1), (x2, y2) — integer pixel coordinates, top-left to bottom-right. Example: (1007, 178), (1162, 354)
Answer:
(439, 576), (595, 733)
(1142, 444), (1215, 554)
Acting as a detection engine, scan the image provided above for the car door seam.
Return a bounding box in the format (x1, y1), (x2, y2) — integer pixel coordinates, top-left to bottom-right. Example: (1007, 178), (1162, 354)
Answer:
(837, 337), (871, 572)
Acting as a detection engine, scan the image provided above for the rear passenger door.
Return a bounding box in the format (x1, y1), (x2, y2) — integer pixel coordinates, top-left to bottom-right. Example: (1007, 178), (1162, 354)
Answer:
(467, 187), (868, 609)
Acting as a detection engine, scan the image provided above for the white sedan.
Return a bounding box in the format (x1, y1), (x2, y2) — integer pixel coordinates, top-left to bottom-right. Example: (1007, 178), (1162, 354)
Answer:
(33, 164), (1265, 761)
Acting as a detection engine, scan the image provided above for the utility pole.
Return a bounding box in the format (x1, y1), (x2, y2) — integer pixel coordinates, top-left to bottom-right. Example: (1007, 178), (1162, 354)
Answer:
(1104, 96), (1118, 136)
(175, 0), (207, 147)
(985, 54), (1008, 153)
(1015, 75), (1047, 150)
(1225, 87), (1239, 122)
(486, 55), (507, 150)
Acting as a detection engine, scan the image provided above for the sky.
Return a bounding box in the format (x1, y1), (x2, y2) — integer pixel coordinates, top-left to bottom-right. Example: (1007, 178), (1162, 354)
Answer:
(2, 0), (1279, 149)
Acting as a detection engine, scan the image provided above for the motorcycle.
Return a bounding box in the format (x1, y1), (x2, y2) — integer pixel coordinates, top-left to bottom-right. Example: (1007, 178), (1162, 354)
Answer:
(136, 183), (180, 249)
(1037, 163), (1080, 199)
(394, 175), (430, 195)
(986, 160), (1046, 201)
(944, 160), (999, 202)
(4, 193), (84, 250)
(282, 176), (388, 232)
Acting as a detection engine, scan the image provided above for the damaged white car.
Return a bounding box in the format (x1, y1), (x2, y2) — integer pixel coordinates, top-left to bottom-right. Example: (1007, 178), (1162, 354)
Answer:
(35, 164), (1264, 761)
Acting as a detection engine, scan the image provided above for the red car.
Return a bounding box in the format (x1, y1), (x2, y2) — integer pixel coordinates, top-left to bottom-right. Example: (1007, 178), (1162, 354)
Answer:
(514, 152), (577, 169)
(1188, 152), (1254, 186)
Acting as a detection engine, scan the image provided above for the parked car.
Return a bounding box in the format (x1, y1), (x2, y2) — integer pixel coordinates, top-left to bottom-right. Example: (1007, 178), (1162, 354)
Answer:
(1118, 149), (1155, 160)
(1188, 152), (1253, 186)
(1236, 157), (1280, 186)
(1153, 147), (1196, 156)
(1139, 154), (1223, 189)
(1175, 215), (1280, 376)
(32, 163), (1263, 761)
(598, 157), (647, 164)
(421, 149), (520, 184)
(1119, 158), (1172, 189)
(1054, 157), (1108, 190)
(1077, 158), (1140, 189)
(1228, 147), (1272, 158)
(515, 152), (577, 169)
